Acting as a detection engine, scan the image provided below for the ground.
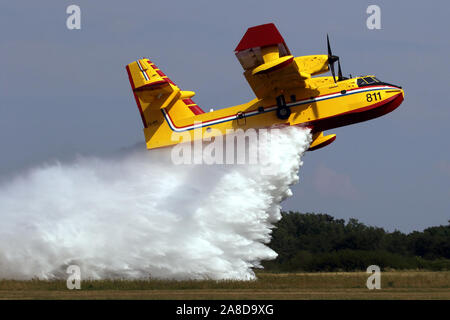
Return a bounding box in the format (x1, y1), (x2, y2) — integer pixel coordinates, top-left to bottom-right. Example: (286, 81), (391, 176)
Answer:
(0, 271), (448, 300)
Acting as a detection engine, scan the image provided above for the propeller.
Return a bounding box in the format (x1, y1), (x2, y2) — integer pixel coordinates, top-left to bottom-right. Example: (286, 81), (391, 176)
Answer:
(327, 34), (345, 82)
(338, 60), (343, 80)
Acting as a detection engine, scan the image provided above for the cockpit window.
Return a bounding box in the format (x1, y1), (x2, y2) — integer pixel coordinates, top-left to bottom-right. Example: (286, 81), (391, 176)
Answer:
(357, 76), (380, 87)
(364, 77), (376, 84)
(357, 78), (368, 86)
(357, 76), (401, 89)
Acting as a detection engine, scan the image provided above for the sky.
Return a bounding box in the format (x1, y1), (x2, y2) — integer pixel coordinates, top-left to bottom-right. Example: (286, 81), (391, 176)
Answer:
(0, 0), (449, 232)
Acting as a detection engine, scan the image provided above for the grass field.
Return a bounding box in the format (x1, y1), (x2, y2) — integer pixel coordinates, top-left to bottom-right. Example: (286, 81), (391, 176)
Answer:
(0, 271), (448, 300)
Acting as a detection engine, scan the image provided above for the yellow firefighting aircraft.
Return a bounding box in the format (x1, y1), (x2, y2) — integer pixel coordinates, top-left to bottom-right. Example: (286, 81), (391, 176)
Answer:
(126, 23), (404, 151)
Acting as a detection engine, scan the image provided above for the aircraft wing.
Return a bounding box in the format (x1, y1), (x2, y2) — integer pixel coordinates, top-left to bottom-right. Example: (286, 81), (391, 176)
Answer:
(235, 23), (328, 99)
(235, 23), (307, 99)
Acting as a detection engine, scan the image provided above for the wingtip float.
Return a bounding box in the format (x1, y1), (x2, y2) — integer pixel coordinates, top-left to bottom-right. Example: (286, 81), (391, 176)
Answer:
(126, 23), (404, 151)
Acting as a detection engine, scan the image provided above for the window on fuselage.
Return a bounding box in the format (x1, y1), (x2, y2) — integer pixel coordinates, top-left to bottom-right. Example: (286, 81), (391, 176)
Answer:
(357, 78), (368, 86)
(357, 77), (380, 87)
(363, 76), (376, 84)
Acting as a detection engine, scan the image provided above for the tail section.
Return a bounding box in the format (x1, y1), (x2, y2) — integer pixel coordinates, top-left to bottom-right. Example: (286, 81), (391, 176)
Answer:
(125, 58), (205, 148)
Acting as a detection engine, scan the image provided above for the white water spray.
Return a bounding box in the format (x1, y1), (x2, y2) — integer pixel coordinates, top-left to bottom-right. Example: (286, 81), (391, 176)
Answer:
(0, 127), (311, 280)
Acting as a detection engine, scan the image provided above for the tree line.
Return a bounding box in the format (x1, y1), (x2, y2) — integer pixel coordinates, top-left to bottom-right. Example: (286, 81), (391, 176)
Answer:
(262, 211), (450, 272)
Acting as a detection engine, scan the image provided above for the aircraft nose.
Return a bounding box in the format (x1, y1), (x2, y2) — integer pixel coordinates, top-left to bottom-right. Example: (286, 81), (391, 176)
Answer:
(387, 83), (404, 98)
(397, 87), (405, 100)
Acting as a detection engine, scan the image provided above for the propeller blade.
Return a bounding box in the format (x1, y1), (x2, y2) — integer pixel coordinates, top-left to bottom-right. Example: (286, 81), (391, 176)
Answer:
(338, 60), (343, 81)
(330, 61), (336, 83)
(327, 34), (339, 83)
(327, 34), (332, 56)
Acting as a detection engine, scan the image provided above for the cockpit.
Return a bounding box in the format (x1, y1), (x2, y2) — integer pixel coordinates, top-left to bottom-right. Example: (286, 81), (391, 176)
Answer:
(356, 76), (402, 89)
(357, 76), (380, 86)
